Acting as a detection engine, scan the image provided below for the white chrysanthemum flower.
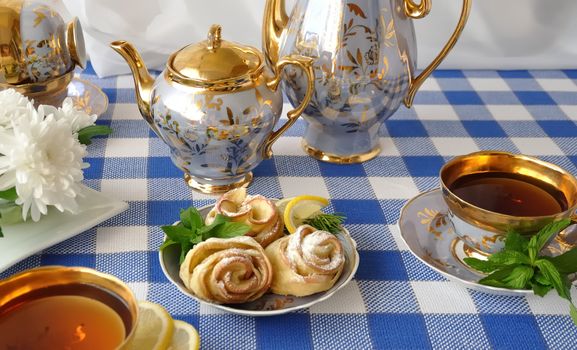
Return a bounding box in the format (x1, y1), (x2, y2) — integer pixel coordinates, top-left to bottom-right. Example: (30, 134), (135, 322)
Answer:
(0, 90), (34, 130)
(38, 97), (97, 133)
(0, 110), (89, 221)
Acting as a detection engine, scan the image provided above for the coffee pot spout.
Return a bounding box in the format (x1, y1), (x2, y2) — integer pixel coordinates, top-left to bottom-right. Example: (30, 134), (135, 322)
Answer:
(110, 40), (154, 124)
(263, 0), (288, 67)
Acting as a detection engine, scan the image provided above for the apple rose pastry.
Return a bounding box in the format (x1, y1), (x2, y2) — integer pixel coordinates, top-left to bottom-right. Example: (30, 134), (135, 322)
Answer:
(179, 236), (273, 304)
(264, 225), (345, 296)
(205, 188), (284, 247)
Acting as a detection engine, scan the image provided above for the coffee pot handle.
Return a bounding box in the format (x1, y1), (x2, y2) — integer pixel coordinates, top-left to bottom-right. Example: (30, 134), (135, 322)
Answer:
(403, 0), (472, 108)
(262, 55), (315, 159)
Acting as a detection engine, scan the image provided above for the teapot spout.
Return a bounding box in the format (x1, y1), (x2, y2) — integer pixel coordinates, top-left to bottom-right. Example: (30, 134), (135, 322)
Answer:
(263, 0), (288, 67)
(110, 40), (154, 124)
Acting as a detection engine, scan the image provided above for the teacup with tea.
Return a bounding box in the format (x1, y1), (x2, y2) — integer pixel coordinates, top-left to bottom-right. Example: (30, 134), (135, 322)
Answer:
(440, 151), (577, 254)
(0, 266), (138, 349)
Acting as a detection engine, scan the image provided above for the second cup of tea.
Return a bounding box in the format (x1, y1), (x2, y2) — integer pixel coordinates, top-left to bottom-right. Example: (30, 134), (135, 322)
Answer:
(440, 151), (577, 254)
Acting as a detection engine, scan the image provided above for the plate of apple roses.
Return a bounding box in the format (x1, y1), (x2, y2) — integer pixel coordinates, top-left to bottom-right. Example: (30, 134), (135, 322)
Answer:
(158, 188), (360, 316)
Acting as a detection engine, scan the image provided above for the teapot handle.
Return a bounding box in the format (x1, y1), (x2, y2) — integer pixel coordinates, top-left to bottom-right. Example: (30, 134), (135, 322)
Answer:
(403, 0), (472, 108)
(262, 55), (315, 159)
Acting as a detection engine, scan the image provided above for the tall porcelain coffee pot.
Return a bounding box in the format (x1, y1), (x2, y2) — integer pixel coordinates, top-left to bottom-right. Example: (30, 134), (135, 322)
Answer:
(264, 0), (471, 163)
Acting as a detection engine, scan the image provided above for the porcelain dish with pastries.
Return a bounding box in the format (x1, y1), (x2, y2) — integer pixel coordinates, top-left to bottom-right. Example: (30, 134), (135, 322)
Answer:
(159, 198), (359, 316)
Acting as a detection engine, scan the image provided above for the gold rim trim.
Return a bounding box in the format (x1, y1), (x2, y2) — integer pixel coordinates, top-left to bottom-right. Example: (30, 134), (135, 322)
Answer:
(184, 172), (253, 194)
(302, 140), (380, 164)
(0, 68), (74, 97)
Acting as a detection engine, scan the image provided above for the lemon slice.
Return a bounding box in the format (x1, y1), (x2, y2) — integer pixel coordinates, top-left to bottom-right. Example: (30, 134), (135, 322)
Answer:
(283, 195), (329, 234)
(129, 301), (174, 350)
(168, 320), (201, 350)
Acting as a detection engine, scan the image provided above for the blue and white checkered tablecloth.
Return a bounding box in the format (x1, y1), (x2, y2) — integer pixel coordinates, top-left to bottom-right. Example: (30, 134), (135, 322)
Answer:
(2, 65), (577, 349)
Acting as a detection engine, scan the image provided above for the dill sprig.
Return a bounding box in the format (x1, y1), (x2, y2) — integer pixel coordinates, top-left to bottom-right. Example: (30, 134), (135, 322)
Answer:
(304, 213), (346, 234)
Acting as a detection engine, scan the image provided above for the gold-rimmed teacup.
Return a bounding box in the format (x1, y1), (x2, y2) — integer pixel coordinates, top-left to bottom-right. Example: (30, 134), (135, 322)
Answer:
(440, 151), (577, 254)
(0, 266), (138, 349)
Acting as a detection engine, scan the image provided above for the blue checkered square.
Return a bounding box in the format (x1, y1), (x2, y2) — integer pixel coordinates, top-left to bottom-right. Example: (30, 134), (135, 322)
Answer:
(403, 156), (445, 177)
(386, 120), (429, 137)
(256, 314), (312, 349)
(368, 313), (431, 349)
(515, 91), (557, 105)
(444, 91), (484, 105)
(356, 250), (408, 281)
(538, 120), (577, 137)
(332, 199), (384, 224)
(481, 314), (547, 349)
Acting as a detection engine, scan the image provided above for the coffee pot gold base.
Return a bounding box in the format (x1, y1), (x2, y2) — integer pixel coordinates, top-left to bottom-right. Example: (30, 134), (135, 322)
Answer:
(184, 172), (253, 194)
(302, 140), (380, 164)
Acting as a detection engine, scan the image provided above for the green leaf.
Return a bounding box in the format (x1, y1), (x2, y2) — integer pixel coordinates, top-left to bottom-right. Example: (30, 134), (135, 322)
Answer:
(161, 224), (196, 244)
(303, 213), (346, 234)
(463, 257), (499, 273)
(0, 204), (23, 226)
(179, 241), (193, 264)
(77, 125), (112, 145)
(159, 238), (178, 251)
(487, 250), (531, 267)
(180, 207), (202, 230)
(478, 267), (516, 288)
(535, 258), (571, 301)
(212, 222), (250, 239)
(0, 187), (17, 201)
(549, 246), (577, 274)
(198, 214), (229, 235)
(533, 271), (552, 286)
(571, 303), (577, 326)
(528, 219), (571, 262)
(531, 280), (553, 297)
(504, 231), (529, 253)
(502, 265), (534, 289)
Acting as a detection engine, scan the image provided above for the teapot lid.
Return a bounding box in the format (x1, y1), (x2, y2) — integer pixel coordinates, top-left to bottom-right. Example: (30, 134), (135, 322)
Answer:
(167, 24), (264, 89)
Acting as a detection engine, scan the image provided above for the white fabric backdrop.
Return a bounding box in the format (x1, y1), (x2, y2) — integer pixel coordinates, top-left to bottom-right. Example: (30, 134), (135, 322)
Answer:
(49, 0), (577, 77)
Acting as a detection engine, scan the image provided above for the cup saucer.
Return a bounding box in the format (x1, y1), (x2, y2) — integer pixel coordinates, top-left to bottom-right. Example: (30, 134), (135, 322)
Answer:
(67, 77), (109, 116)
(397, 189), (575, 296)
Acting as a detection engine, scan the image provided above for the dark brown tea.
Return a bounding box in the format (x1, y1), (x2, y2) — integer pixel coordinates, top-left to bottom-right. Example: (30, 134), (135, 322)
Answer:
(449, 172), (567, 216)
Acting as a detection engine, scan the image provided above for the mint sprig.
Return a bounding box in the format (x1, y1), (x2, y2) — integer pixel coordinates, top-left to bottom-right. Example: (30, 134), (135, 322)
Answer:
(159, 207), (250, 264)
(464, 219), (577, 325)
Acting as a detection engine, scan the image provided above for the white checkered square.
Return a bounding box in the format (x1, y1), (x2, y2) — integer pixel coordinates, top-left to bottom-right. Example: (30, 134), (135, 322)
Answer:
(271, 136), (306, 156)
(411, 281), (477, 314)
(148, 283), (200, 316)
(511, 138), (564, 156)
(127, 282), (148, 300)
(468, 78), (511, 91)
(311, 315), (372, 350)
(111, 103), (143, 120)
(358, 280), (420, 313)
(432, 137), (480, 156)
(116, 75), (137, 89)
(537, 78), (577, 92)
(369, 177), (419, 199)
(199, 303), (228, 315)
(419, 77), (441, 91)
(560, 105), (577, 121)
(105, 138), (150, 157)
(390, 224), (409, 250)
(100, 178), (149, 201)
(414, 105), (459, 120)
(486, 105), (533, 121)
(278, 176), (329, 198)
(96, 226), (148, 253)
(309, 281), (366, 314)
(527, 288), (577, 315)
(378, 137), (401, 156)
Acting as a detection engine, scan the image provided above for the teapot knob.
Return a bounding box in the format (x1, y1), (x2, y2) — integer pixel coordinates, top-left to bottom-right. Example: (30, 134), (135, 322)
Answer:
(207, 24), (222, 51)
